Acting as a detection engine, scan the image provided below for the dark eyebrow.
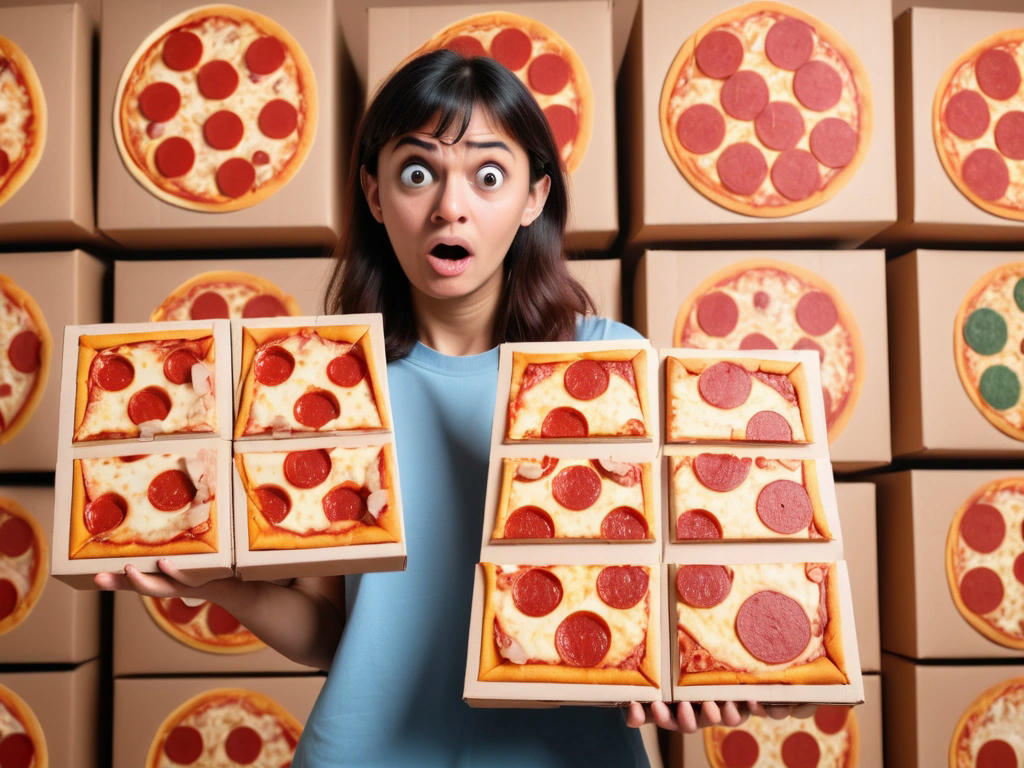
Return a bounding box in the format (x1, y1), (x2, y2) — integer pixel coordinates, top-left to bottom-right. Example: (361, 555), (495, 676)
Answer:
(394, 136), (437, 152)
(466, 140), (513, 155)
(393, 136), (513, 155)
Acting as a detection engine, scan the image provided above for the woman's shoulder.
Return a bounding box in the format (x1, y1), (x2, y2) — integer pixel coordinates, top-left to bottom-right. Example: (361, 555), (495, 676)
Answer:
(574, 315), (644, 342)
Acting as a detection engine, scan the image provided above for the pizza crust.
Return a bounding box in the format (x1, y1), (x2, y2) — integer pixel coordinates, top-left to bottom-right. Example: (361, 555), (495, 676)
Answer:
(948, 677), (1024, 768)
(141, 595), (265, 654)
(0, 683), (48, 768)
(0, 496), (47, 636)
(0, 274), (52, 445)
(0, 35), (47, 207)
(150, 269), (301, 321)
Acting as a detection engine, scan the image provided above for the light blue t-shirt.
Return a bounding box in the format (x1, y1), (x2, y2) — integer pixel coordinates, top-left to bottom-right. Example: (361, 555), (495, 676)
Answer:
(293, 316), (650, 767)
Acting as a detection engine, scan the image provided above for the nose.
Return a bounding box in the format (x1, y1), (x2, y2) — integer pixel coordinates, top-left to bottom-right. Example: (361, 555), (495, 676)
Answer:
(431, 176), (468, 224)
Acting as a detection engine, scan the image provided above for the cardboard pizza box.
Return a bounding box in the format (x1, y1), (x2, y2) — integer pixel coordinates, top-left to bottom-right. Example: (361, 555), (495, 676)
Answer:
(887, 8), (1024, 243)
(0, 661), (100, 768)
(887, 250), (1024, 457)
(634, 250), (891, 472)
(835, 482), (879, 673)
(882, 654), (1024, 768)
(365, 1), (618, 251)
(96, 0), (341, 248)
(0, 4), (96, 242)
(0, 250), (104, 472)
(567, 258), (622, 323)
(0, 485), (100, 663)
(874, 469), (1024, 660)
(112, 674), (323, 768)
(623, 0), (896, 245)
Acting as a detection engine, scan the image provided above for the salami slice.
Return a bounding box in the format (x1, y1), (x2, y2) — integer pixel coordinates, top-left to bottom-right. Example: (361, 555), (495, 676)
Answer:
(551, 465), (601, 510)
(771, 149), (820, 201)
(541, 407), (588, 438)
(245, 36), (285, 75)
(945, 90), (990, 140)
(259, 99), (298, 139)
(216, 157), (256, 198)
(283, 449), (331, 489)
(225, 726), (262, 764)
(739, 332), (776, 350)
(254, 346), (295, 386)
(676, 509), (722, 540)
(563, 359), (609, 400)
(504, 506), (555, 538)
(207, 603), (241, 635)
(293, 390), (340, 428)
(95, 354), (134, 391)
(596, 566), (649, 609)
(698, 361), (752, 409)
(764, 18), (813, 71)
(960, 503), (1005, 554)
(675, 564), (731, 608)
(756, 479), (813, 533)
(162, 31), (202, 71)
(555, 611), (611, 667)
(326, 353), (364, 388)
(795, 290), (839, 335)
(781, 731), (820, 768)
(755, 101), (804, 151)
(720, 729), (759, 768)
(677, 104), (726, 155)
(697, 291), (739, 337)
(720, 70), (770, 121)
(693, 453), (751, 492)
(154, 137), (195, 178)
(528, 54), (570, 95)
(0, 581), (17, 621)
(164, 725), (203, 764)
(190, 291), (230, 319)
(735, 589), (811, 663)
(793, 60), (842, 111)
(323, 486), (365, 521)
(255, 486), (290, 523)
(513, 568), (563, 617)
(809, 117), (858, 168)
(491, 28), (531, 71)
(0, 517), (32, 558)
(994, 111), (1024, 160)
(8, 331), (40, 374)
(814, 705), (851, 735)
(241, 294), (288, 318)
(716, 142), (767, 195)
(600, 507), (648, 540)
(139, 82), (181, 123)
(148, 469), (197, 512)
(976, 48), (1021, 101)
(959, 566), (1004, 614)
(164, 597), (203, 624)
(976, 740), (1017, 768)
(197, 59), (238, 100)
(84, 493), (127, 535)
(203, 110), (244, 150)
(128, 386), (172, 424)
(163, 349), (199, 385)
(695, 30), (743, 79)
(962, 148), (1010, 201)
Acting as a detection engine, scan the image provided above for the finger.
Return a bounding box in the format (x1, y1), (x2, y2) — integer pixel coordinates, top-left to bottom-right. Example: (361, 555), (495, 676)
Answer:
(792, 703), (817, 719)
(720, 700), (746, 728)
(123, 564), (192, 599)
(157, 558), (209, 589)
(697, 700), (723, 728)
(764, 704), (792, 720)
(675, 701), (698, 733)
(747, 700), (767, 717)
(94, 572), (130, 590)
(625, 702), (647, 728)
(650, 700), (677, 731)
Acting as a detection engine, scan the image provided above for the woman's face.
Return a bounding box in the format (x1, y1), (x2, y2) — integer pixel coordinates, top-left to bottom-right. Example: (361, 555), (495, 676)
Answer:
(362, 108), (549, 305)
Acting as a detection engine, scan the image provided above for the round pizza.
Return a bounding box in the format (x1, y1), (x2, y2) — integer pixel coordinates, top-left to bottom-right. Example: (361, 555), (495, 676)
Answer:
(0, 35), (46, 206)
(704, 703), (859, 767)
(114, 4), (317, 212)
(141, 596), (264, 654)
(150, 270), (300, 321)
(949, 676), (1024, 768)
(933, 30), (1024, 221)
(408, 11), (593, 172)
(660, 1), (872, 217)
(0, 275), (51, 445)
(674, 259), (864, 442)
(953, 261), (1024, 441)
(0, 496), (47, 636)
(0, 683), (47, 768)
(945, 476), (1024, 650)
(145, 688), (301, 768)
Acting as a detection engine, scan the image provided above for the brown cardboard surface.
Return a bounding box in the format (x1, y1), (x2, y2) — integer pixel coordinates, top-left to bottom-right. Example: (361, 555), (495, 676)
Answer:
(627, 0), (896, 244)
(365, 2), (618, 250)
(887, 250), (1024, 457)
(0, 661), (99, 768)
(634, 250), (891, 471)
(0, 4), (95, 242)
(835, 482), (879, 673)
(97, 0), (340, 248)
(112, 674), (324, 768)
(0, 251), (104, 471)
(875, 470), (1024, 659)
(0, 485), (100, 663)
(567, 259), (622, 322)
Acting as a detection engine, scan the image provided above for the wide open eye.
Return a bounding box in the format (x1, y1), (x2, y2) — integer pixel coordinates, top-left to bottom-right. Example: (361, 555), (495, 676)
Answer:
(476, 164), (505, 190)
(400, 163), (434, 188)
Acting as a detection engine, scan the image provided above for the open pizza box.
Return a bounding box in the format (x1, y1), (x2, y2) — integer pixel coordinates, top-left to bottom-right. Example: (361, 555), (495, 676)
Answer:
(634, 249), (891, 472)
(834, 482), (879, 673)
(887, 250), (1024, 458)
(622, 0), (896, 245)
(366, 1), (618, 251)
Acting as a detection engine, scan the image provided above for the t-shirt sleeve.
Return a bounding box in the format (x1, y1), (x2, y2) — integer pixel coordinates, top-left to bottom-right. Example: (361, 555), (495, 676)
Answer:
(574, 314), (644, 342)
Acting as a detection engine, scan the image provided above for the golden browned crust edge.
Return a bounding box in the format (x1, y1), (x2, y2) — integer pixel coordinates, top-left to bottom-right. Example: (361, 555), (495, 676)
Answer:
(0, 496), (47, 636)
(140, 595), (266, 654)
(948, 676), (1024, 768)
(0, 275), (53, 445)
(0, 682), (48, 768)
(150, 270), (302, 322)
(0, 36), (47, 208)
(803, 459), (831, 539)
(491, 459), (519, 540)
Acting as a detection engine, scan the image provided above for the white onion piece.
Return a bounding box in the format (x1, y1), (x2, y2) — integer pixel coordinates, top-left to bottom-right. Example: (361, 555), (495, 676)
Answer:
(181, 597), (205, 607)
(191, 362), (211, 395)
(499, 638), (529, 665)
(138, 420), (161, 440)
(366, 490), (389, 520)
(598, 458), (631, 477)
(516, 461), (545, 480)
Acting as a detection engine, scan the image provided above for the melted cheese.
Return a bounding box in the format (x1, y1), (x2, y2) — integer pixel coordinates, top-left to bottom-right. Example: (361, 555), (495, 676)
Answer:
(0, 287), (39, 430)
(706, 709), (854, 767)
(0, 52), (34, 181)
(159, 280), (263, 321)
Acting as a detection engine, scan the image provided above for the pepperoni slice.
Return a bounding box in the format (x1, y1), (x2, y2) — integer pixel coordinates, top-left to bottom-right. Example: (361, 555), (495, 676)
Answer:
(719, 729), (758, 768)
(189, 291), (229, 319)
(793, 337), (825, 363)
(720, 70), (769, 121)
(675, 564), (731, 608)
(695, 30), (743, 79)
(597, 566), (648, 609)
(544, 104), (578, 153)
(676, 509), (723, 540)
(164, 597), (203, 624)
(814, 705), (851, 734)
(154, 137), (195, 178)
(163, 725), (203, 764)
(225, 726), (263, 764)
(976, 48), (1021, 101)
(793, 60), (842, 111)
(555, 611), (611, 667)
(95, 354), (134, 391)
(323, 486), (365, 521)
(794, 290), (838, 336)
(960, 503), (1005, 553)
(735, 590), (811, 663)
(809, 117), (858, 168)
(242, 294), (287, 318)
(84, 493), (126, 535)
(697, 291), (739, 336)
(756, 480), (813, 534)
(963, 148), (1010, 201)
(163, 348), (199, 385)
(445, 36), (486, 58)
(601, 507), (648, 540)
(128, 386), (171, 424)
(764, 17), (813, 70)
(162, 31), (202, 71)
(541, 407), (588, 438)
(197, 59), (239, 100)
(216, 157), (256, 198)
(945, 90), (990, 140)
(0, 150), (8, 176)
(207, 603), (241, 635)
(781, 731), (820, 768)
(716, 142), (767, 195)
(491, 27), (531, 70)
(147, 469), (196, 512)
(0, 580), (16, 621)
(513, 568), (563, 617)
(976, 739), (1017, 768)
(551, 465), (601, 510)
(283, 449), (331, 489)
(771, 149), (820, 201)
(254, 345), (295, 386)
(528, 53), (570, 95)
(8, 330), (40, 374)
(563, 359), (609, 400)
(1015, 553), (1024, 587)
(746, 410), (793, 441)
(294, 389), (340, 428)
(204, 110), (244, 150)
(246, 36), (285, 75)
(259, 99), (298, 139)
(740, 333), (776, 350)
(693, 453), (751, 492)
(255, 485), (290, 524)
(755, 101), (805, 151)
(504, 506), (555, 538)
(676, 103), (726, 154)
(994, 111), (1024, 159)
(251, 150), (270, 166)
(959, 567), (1003, 614)
(698, 361), (752, 409)
(0, 516), (32, 557)
(138, 82), (180, 123)
(327, 353), (365, 387)
(754, 290), (770, 309)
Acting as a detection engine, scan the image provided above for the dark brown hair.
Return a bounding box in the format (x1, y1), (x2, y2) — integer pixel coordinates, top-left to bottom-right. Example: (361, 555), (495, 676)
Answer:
(324, 49), (594, 360)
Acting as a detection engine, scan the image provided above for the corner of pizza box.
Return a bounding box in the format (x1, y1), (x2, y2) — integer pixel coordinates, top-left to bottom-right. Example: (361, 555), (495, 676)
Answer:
(233, 551), (407, 582)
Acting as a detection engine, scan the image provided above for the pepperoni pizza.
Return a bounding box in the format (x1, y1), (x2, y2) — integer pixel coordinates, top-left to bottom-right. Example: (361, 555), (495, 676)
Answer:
(0, 496), (46, 636)
(674, 562), (847, 685)
(150, 270), (300, 322)
(670, 453), (830, 542)
(953, 261), (1024, 441)
(73, 329), (218, 442)
(0, 275), (51, 445)
(114, 5), (317, 212)
(479, 563), (659, 686)
(235, 324), (388, 438)
(949, 677), (1024, 768)
(409, 11), (592, 172)
(665, 356), (814, 444)
(142, 596), (264, 654)
(0, 35), (46, 207)
(945, 477), (1024, 650)
(674, 260), (863, 442)
(492, 457), (654, 541)
(506, 349), (651, 441)
(0, 683), (46, 768)
(660, 2), (872, 217)
(934, 30), (1024, 221)
(70, 448), (218, 559)
(145, 688), (301, 768)
(236, 444), (399, 551)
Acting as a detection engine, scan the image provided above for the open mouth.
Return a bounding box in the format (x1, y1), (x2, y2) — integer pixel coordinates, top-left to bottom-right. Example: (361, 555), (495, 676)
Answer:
(430, 243), (470, 260)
